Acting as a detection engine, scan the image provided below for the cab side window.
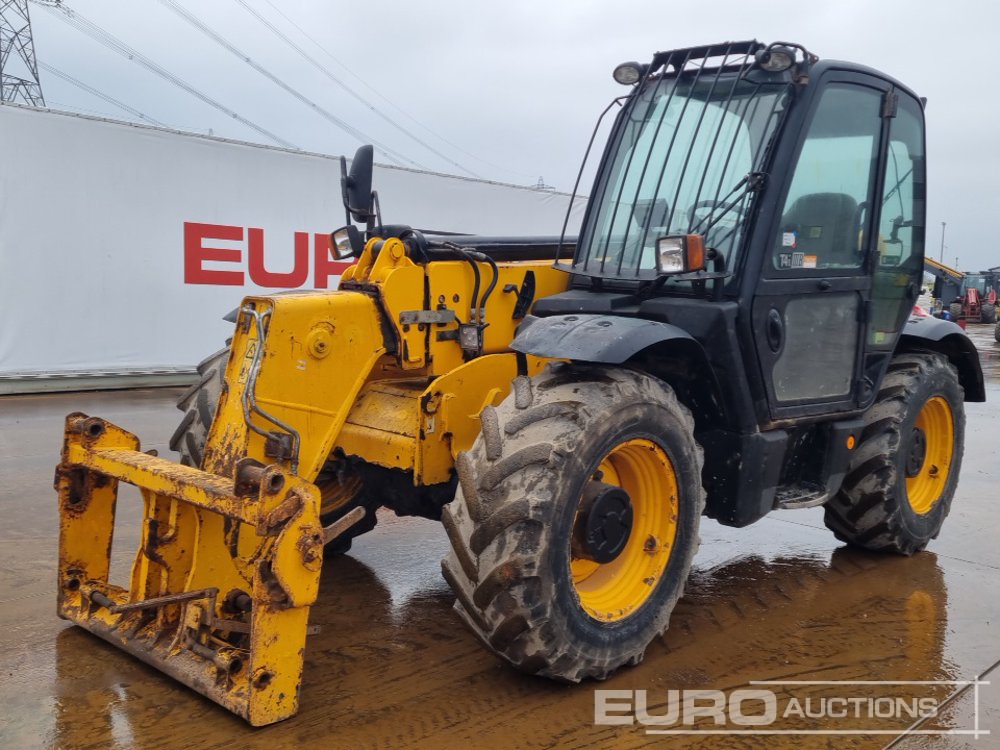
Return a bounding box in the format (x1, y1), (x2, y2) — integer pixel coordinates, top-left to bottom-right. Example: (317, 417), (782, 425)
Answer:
(772, 84), (882, 272)
(870, 95), (925, 347)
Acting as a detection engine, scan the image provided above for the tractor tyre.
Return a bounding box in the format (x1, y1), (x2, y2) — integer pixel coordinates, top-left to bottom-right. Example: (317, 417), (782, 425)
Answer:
(981, 304), (997, 324)
(995, 321), (1000, 343)
(823, 353), (964, 555)
(948, 302), (963, 320)
(170, 347), (228, 469)
(441, 364), (704, 681)
(169, 346), (377, 554)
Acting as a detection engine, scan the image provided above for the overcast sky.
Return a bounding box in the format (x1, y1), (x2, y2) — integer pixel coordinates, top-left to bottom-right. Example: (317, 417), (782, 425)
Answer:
(22, 0), (996, 270)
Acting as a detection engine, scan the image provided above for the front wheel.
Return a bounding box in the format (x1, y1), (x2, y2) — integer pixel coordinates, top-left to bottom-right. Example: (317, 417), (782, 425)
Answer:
(441, 365), (704, 681)
(823, 353), (965, 554)
(981, 304), (996, 324)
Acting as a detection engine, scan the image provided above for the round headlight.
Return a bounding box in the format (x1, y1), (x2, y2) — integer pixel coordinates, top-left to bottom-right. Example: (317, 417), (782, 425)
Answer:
(613, 62), (643, 85)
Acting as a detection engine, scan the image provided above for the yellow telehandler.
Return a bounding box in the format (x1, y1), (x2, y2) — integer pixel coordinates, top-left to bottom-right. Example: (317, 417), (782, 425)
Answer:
(56, 41), (984, 725)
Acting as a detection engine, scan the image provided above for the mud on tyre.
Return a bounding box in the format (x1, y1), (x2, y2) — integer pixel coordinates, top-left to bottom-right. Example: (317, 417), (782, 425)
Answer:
(441, 364), (705, 681)
(823, 353), (964, 555)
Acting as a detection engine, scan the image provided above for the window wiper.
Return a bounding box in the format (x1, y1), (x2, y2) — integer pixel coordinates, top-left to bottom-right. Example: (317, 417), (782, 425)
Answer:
(690, 171), (766, 235)
(881, 165), (913, 207)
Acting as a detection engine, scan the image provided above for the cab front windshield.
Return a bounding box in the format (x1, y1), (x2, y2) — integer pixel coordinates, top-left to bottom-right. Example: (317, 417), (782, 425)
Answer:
(965, 275), (987, 294)
(574, 69), (791, 281)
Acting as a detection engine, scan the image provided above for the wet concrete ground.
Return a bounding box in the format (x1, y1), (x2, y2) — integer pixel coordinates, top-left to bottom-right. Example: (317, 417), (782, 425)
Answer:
(1, 325), (998, 749)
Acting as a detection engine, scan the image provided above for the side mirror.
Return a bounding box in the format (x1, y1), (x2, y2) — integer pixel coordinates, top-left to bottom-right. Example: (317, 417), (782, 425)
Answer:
(340, 144), (374, 223)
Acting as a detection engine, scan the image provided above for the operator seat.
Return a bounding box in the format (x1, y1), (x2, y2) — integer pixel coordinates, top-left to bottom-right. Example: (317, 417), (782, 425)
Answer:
(779, 192), (860, 267)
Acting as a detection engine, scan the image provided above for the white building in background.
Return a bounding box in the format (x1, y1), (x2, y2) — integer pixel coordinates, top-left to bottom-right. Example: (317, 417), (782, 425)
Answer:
(0, 102), (584, 393)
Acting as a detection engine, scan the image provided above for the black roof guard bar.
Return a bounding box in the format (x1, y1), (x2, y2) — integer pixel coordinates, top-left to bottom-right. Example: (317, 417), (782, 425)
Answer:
(556, 40), (814, 271)
(650, 40), (764, 74)
(555, 41), (769, 264)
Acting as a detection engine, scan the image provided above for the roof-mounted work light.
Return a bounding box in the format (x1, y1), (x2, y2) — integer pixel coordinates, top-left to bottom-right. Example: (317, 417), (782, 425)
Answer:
(613, 61), (646, 85)
(754, 45), (796, 72)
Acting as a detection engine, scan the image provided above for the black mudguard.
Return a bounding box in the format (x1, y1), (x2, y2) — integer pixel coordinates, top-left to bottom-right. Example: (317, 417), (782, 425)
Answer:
(512, 314), (697, 363)
(899, 315), (985, 402)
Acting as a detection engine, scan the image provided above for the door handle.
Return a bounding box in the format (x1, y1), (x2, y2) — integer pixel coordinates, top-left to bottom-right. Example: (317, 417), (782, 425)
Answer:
(766, 308), (784, 353)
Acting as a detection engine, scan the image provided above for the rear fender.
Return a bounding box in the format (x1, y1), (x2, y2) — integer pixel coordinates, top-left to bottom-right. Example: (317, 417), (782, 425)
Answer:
(897, 315), (985, 402)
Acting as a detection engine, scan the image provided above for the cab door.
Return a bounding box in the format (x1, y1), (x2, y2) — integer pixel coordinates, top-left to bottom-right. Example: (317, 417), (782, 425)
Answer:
(751, 72), (892, 421)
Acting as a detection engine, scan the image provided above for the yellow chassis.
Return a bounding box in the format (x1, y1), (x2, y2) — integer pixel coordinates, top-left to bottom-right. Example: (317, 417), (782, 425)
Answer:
(56, 237), (568, 724)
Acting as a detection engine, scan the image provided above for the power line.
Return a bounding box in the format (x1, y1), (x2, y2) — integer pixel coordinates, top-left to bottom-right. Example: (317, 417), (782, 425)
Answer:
(38, 60), (165, 125)
(255, 0), (537, 181)
(232, 0), (479, 178)
(156, 0), (422, 169)
(32, 0), (297, 149)
(45, 98), (137, 119)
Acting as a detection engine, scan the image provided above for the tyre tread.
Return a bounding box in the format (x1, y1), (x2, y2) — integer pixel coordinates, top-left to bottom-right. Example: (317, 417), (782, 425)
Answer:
(442, 364), (705, 681)
(823, 353), (964, 555)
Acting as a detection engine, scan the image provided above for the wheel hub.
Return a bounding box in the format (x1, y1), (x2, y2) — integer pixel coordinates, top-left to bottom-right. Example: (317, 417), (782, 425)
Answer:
(573, 481), (634, 564)
(906, 426), (927, 477)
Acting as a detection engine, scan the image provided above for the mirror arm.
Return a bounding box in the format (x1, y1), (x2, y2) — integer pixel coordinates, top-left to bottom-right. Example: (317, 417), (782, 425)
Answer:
(339, 156), (353, 225)
(369, 191), (382, 236)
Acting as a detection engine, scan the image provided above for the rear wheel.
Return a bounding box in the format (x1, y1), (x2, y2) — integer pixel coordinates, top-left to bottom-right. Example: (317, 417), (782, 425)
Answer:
(823, 353), (964, 554)
(441, 365), (704, 680)
(168, 346), (377, 553)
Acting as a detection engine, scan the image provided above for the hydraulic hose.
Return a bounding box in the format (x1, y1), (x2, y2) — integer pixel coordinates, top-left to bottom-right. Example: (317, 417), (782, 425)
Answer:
(442, 242), (484, 324)
(467, 251), (499, 323)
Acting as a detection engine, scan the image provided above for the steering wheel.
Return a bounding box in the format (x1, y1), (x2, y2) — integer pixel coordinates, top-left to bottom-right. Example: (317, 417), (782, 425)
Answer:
(687, 199), (747, 231)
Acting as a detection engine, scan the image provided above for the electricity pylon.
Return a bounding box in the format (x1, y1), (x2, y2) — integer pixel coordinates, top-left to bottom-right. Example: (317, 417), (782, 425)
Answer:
(1, 0), (45, 105)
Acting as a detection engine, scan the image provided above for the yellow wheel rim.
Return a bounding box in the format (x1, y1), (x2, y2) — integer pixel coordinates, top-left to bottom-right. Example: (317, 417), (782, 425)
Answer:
(905, 396), (954, 515)
(318, 472), (362, 517)
(571, 439), (679, 622)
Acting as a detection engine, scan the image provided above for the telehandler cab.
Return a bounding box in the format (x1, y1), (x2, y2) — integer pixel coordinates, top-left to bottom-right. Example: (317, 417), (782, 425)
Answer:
(56, 41), (984, 725)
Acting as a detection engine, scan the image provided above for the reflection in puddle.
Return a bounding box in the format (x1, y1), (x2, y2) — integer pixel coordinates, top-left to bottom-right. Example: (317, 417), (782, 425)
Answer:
(48, 543), (961, 749)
